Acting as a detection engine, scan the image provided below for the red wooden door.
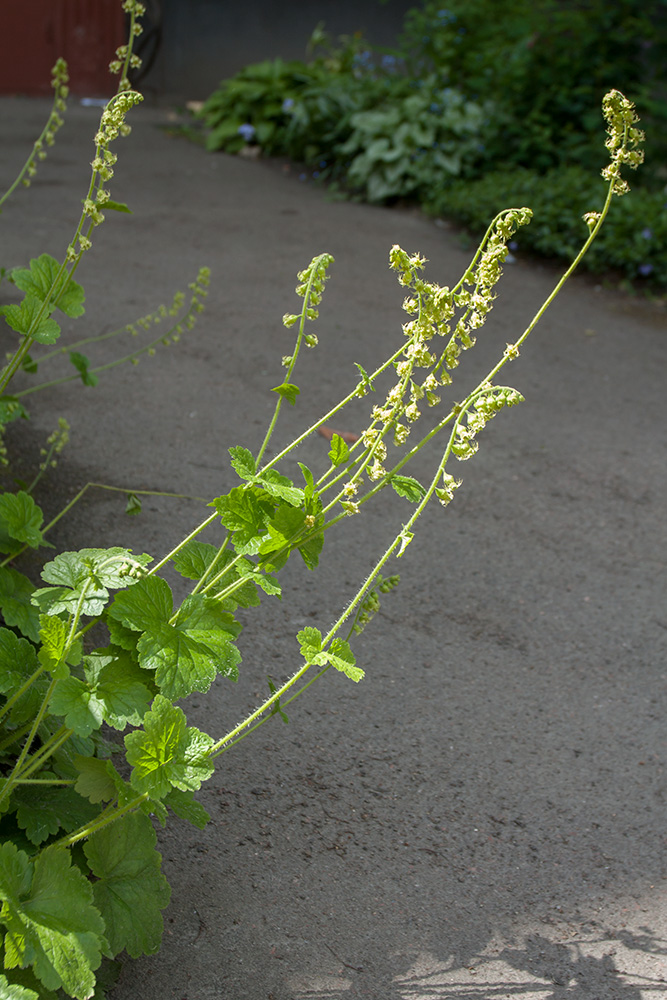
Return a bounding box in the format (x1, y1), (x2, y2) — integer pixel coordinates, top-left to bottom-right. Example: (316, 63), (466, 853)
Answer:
(0, 0), (126, 96)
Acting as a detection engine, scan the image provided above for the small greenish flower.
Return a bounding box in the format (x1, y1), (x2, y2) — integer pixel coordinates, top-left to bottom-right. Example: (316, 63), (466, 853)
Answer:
(435, 473), (462, 506)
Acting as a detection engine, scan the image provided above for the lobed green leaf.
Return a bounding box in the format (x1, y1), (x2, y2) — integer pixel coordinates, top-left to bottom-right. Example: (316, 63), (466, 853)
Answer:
(35, 548), (151, 620)
(38, 614), (80, 679)
(41, 548), (152, 593)
(296, 626), (328, 666)
(0, 493), (45, 553)
(135, 594), (242, 700)
(229, 446), (256, 481)
(210, 486), (274, 551)
(328, 433), (349, 467)
(256, 469), (304, 507)
(172, 540), (222, 582)
(295, 628), (362, 681)
(13, 781), (97, 846)
(0, 297), (60, 344)
(0, 627), (47, 726)
(0, 972), (40, 999)
(73, 757), (118, 805)
(124, 694), (214, 799)
(84, 811), (170, 959)
(164, 788), (210, 829)
(0, 568), (40, 642)
(11, 254), (85, 319)
(390, 474), (427, 502)
(271, 382), (300, 405)
(0, 843), (106, 999)
(327, 638), (364, 682)
(68, 352), (98, 387)
(106, 574), (171, 633)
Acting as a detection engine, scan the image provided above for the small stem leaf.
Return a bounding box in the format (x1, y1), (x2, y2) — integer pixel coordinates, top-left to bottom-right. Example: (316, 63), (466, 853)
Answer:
(389, 474), (427, 502)
(328, 433), (349, 467)
(271, 382), (300, 405)
(101, 199), (132, 213)
(397, 528), (414, 557)
(68, 351), (98, 387)
(257, 503), (323, 570)
(296, 627), (329, 666)
(228, 445), (256, 481)
(298, 462), (315, 500)
(295, 629), (362, 680)
(0, 843), (106, 999)
(327, 638), (364, 682)
(267, 679), (288, 724)
(0, 492), (45, 552)
(83, 812), (171, 959)
(124, 694), (214, 799)
(11, 254), (85, 318)
(298, 518), (324, 571)
(354, 362), (375, 392)
(38, 614), (71, 678)
(238, 564), (281, 597)
(125, 492), (142, 516)
(0, 298), (61, 344)
(164, 788), (210, 829)
(256, 469), (304, 506)
(259, 505), (304, 551)
(0, 567), (40, 642)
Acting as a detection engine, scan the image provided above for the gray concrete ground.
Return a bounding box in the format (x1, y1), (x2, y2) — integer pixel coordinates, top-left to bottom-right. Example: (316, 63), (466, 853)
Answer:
(1, 97), (666, 1000)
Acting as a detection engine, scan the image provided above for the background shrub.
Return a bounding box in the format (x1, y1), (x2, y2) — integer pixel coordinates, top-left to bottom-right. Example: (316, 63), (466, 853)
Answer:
(200, 1), (667, 287)
(428, 166), (667, 285)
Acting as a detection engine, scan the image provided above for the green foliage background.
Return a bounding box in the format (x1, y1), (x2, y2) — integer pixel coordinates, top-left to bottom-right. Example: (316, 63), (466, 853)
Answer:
(200, 0), (667, 288)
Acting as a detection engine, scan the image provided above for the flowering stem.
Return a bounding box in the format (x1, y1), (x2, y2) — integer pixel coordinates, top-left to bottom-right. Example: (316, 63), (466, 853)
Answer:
(254, 255), (327, 467)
